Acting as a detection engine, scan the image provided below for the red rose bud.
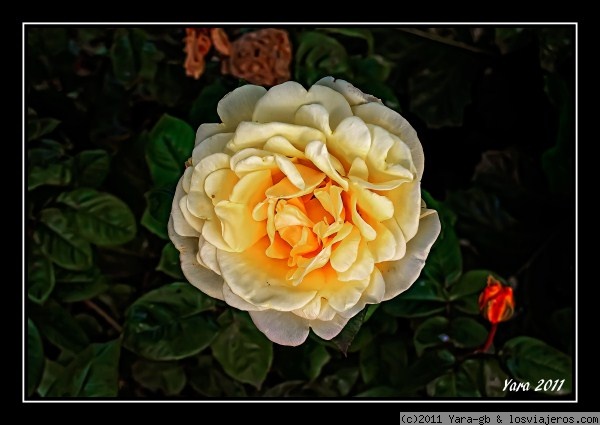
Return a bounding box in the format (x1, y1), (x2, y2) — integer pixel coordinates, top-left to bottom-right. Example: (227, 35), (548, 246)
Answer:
(478, 276), (515, 324)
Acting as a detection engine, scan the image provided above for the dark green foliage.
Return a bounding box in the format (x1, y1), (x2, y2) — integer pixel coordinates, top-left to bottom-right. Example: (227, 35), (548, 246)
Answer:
(25, 26), (574, 399)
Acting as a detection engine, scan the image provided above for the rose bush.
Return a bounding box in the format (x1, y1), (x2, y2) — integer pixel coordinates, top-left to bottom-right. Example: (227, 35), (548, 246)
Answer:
(169, 77), (441, 346)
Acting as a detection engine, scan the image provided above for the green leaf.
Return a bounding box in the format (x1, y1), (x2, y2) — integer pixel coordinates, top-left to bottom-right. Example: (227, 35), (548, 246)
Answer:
(263, 380), (305, 397)
(460, 357), (509, 397)
(501, 336), (572, 395)
(53, 267), (110, 303)
(132, 360), (186, 396)
(382, 278), (446, 318)
(423, 223), (462, 287)
(27, 117), (60, 142)
(47, 339), (121, 397)
(359, 337), (408, 386)
(329, 308), (367, 355)
(356, 386), (402, 397)
(278, 342), (331, 381)
(141, 186), (173, 240)
(123, 282), (217, 360)
(156, 242), (185, 279)
(28, 148), (72, 191)
(133, 29), (165, 81)
(146, 114), (194, 186)
(295, 31), (349, 85)
(58, 189), (137, 246)
(30, 301), (90, 353)
(414, 316), (450, 356)
(450, 270), (505, 299)
(28, 245), (55, 304)
(211, 311), (273, 389)
(414, 316), (488, 355)
(304, 345), (330, 380)
(352, 55), (393, 83)
(74, 150), (110, 188)
(27, 319), (44, 396)
(401, 349), (456, 392)
(189, 80), (231, 128)
(426, 368), (482, 397)
(320, 28), (374, 55)
(321, 367), (359, 396)
(37, 359), (64, 397)
(34, 208), (93, 271)
(189, 355), (247, 397)
(110, 29), (136, 86)
(449, 270), (506, 316)
(449, 317), (488, 349)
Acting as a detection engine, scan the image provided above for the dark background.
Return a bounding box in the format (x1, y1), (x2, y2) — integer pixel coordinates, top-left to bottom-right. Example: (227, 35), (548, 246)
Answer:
(25, 26), (575, 399)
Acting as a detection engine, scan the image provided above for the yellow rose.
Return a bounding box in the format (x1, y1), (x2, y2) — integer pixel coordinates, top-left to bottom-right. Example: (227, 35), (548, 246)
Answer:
(169, 77), (441, 346)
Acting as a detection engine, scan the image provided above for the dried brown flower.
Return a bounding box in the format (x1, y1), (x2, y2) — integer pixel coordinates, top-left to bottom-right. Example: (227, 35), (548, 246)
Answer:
(184, 28), (212, 79)
(221, 28), (291, 86)
(210, 28), (231, 56)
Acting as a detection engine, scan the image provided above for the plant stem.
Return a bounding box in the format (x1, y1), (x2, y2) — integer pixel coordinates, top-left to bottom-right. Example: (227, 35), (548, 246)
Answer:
(83, 300), (123, 333)
(479, 323), (498, 353)
(396, 28), (496, 55)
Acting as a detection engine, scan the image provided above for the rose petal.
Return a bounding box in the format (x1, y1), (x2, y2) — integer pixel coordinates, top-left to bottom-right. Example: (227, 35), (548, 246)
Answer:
(252, 81), (309, 125)
(336, 240), (375, 282)
(195, 123), (226, 147)
(314, 76), (380, 106)
(353, 102), (425, 179)
(379, 210), (441, 301)
(228, 122), (325, 152)
(309, 314), (350, 340)
(266, 165), (325, 199)
(222, 282), (266, 311)
(230, 148), (278, 175)
(388, 180), (422, 242)
(171, 178), (201, 237)
(204, 168), (239, 204)
(249, 310), (310, 346)
(217, 85), (267, 126)
(328, 116), (371, 169)
(198, 235), (220, 275)
(330, 226), (361, 272)
(305, 84), (353, 130)
(179, 195), (205, 233)
(192, 133), (233, 166)
(168, 216), (224, 301)
(217, 238), (318, 311)
(366, 124), (415, 183)
(263, 136), (306, 159)
(292, 295), (321, 320)
(214, 201), (267, 252)
(229, 169), (273, 206)
(295, 103), (332, 135)
(350, 181), (394, 222)
(305, 141), (348, 190)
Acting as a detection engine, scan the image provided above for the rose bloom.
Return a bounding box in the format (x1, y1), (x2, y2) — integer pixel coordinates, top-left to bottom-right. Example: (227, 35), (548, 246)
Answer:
(169, 77), (441, 346)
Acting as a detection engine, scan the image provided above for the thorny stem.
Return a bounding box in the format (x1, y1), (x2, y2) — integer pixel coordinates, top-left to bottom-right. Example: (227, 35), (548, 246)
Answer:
(83, 300), (123, 333)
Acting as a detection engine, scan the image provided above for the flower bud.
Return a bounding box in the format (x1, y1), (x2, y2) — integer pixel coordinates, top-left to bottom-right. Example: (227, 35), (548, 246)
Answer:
(478, 275), (514, 324)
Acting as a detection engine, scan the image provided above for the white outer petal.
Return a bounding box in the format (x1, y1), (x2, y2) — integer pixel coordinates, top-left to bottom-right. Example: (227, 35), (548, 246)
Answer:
(309, 314), (350, 340)
(217, 85), (267, 126)
(315, 76), (381, 106)
(379, 210), (441, 301)
(168, 215), (224, 301)
(352, 102), (425, 179)
(249, 310), (310, 346)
